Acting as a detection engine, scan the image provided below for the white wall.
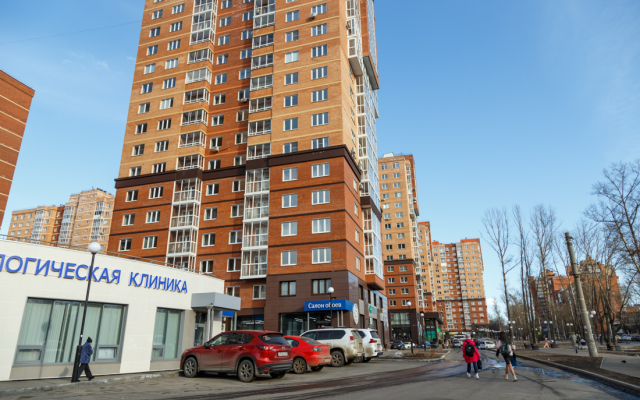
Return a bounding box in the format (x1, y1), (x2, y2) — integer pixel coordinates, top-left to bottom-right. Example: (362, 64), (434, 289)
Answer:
(0, 241), (225, 381)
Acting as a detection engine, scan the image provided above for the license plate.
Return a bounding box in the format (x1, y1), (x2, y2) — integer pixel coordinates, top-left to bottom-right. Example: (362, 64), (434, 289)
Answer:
(324, 358), (330, 362)
(278, 351), (288, 357)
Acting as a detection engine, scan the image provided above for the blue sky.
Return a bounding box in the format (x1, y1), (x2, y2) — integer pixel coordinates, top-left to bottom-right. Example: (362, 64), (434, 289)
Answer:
(1, 0), (640, 312)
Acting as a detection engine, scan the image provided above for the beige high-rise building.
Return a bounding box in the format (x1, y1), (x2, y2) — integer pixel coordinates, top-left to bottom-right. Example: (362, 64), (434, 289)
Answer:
(431, 238), (488, 334)
(8, 188), (115, 251)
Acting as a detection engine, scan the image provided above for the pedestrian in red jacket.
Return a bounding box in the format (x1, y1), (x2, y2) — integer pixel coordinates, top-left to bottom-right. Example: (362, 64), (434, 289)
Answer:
(462, 334), (481, 380)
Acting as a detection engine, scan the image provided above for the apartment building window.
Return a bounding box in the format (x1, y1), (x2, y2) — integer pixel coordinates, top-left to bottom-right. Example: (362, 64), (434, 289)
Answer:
(387, 266), (394, 272)
(383, 204), (390, 209)
(401, 300), (410, 306)
(235, 132), (247, 144)
(163, 78), (176, 89)
(146, 210), (160, 223)
(395, 212), (403, 218)
(311, 163), (329, 177)
(311, 44), (327, 58)
(253, 285), (266, 300)
(312, 137), (329, 149)
(202, 207), (217, 221)
(283, 118), (298, 131)
(285, 51), (299, 63)
(283, 167), (297, 181)
(168, 40), (181, 50)
(313, 279), (331, 294)
(280, 281), (296, 296)
(311, 3), (327, 14)
(126, 190), (138, 202)
(394, 202), (402, 208)
(281, 251), (297, 266)
(152, 10), (163, 19)
(202, 233), (215, 247)
(283, 142), (298, 153)
(158, 118), (171, 130)
(380, 164), (388, 170)
(227, 258), (241, 272)
(312, 190), (329, 204)
(152, 163), (166, 173)
(312, 112), (329, 126)
(239, 68), (251, 79)
(150, 27), (160, 37)
(241, 30), (253, 40)
(282, 221), (297, 236)
(207, 183), (219, 195)
(386, 255), (393, 261)
(286, 30), (298, 42)
(221, 0), (231, 8)
(312, 218), (330, 233)
(312, 248), (331, 264)
(243, 11), (254, 21)
(393, 173), (401, 178)
(119, 239), (132, 251)
(237, 110), (249, 122)
(200, 260), (213, 274)
(385, 244), (392, 250)
(170, 22), (182, 32)
(155, 140), (169, 152)
(252, 54), (274, 69)
(220, 17), (231, 27)
(311, 23), (327, 36)
(135, 123), (147, 134)
(282, 194), (297, 208)
(211, 114), (224, 126)
(312, 66), (328, 79)
(388, 277), (395, 284)
(399, 255), (407, 260)
(186, 68), (212, 84)
(218, 35), (230, 46)
(147, 45), (158, 55)
(284, 94), (298, 107)
(250, 75), (273, 90)
(239, 89), (250, 100)
(215, 73), (227, 85)
(240, 49), (252, 59)
(230, 204), (244, 218)
(232, 179), (245, 192)
(217, 54), (228, 64)
(132, 144), (144, 156)
(208, 159), (220, 170)
(355, 228), (359, 243)
(130, 165), (140, 177)
(150, 186), (163, 199)
(285, 72), (298, 85)
(144, 64), (155, 74)
(122, 214), (135, 226)
(312, 88), (328, 102)
(172, 3), (184, 13)
(234, 155), (246, 166)
(229, 230), (242, 244)
(143, 236), (158, 249)
(212, 93), (226, 105)
(159, 97), (174, 110)
(354, 203), (358, 216)
(286, 11), (299, 22)
(389, 289), (396, 295)
(394, 192), (401, 197)
(141, 83), (153, 94)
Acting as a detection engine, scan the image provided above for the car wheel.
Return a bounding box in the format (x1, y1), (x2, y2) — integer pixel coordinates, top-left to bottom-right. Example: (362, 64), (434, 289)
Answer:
(182, 357), (198, 378)
(237, 360), (255, 383)
(311, 366), (324, 372)
(292, 357), (307, 374)
(270, 372), (286, 379)
(363, 357), (371, 363)
(353, 356), (364, 363)
(330, 350), (345, 367)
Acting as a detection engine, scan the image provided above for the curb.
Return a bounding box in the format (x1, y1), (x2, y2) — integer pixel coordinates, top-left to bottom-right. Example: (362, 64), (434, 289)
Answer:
(516, 355), (640, 397)
(376, 350), (450, 363)
(0, 370), (179, 397)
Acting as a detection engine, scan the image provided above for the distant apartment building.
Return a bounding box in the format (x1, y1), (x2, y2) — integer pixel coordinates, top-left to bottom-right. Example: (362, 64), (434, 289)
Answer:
(107, 0), (388, 341)
(416, 221), (443, 341)
(8, 189), (114, 250)
(431, 238), (488, 334)
(377, 153), (423, 340)
(0, 71), (35, 228)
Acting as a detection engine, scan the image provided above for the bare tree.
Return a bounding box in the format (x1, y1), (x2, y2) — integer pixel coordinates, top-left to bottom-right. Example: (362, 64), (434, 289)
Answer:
(483, 207), (514, 336)
(513, 205), (537, 343)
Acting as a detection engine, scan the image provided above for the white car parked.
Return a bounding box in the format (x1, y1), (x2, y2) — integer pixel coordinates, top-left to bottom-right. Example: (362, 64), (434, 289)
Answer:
(478, 340), (495, 349)
(357, 329), (383, 361)
(301, 328), (364, 367)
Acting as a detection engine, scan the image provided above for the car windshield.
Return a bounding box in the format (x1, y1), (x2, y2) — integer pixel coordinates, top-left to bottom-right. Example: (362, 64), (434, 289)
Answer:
(299, 337), (322, 345)
(259, 334), (289, 345)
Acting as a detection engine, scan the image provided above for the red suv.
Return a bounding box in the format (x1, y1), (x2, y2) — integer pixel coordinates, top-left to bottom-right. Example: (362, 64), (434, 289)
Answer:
(180, 330), (292, 382)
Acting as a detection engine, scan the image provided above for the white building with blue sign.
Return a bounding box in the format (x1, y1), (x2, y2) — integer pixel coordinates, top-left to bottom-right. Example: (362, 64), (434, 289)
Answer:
(0, 240), (239, 381)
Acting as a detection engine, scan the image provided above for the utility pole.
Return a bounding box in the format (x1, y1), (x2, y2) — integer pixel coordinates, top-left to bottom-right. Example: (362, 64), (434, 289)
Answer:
(565, 232), (598, 357)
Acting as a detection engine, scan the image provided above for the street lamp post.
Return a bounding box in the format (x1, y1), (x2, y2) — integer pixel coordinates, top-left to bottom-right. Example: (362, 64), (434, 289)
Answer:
(407, 301), (413, 354)
(71, 242), (102, 383)
(420, 312), (425, 351)
(327, 287), (335, 327)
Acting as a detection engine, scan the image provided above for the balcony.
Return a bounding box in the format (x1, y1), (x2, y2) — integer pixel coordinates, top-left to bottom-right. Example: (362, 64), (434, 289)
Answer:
(171, 215), (198, 230)
(248, 119), (272, 137)
(365, 273), (384, 290)
(241, 249), (268, 279)
(176, 154), (205, 171)
(167, 241), (197, 255)
(173, 189), (201, 203)
(254, 0), (275, 16)
(348, 37), (363, 76)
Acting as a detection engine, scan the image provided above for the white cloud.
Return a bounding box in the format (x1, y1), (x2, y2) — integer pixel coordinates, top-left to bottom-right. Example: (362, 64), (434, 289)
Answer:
(486, 298), (497, 306)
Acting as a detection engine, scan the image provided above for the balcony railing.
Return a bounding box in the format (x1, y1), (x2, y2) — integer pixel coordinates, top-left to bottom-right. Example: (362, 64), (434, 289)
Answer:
(171, 215), (198, 229)
(173, 189), (201, 203)
(168, 241), (197, 255)
(241, 263), (267, 279)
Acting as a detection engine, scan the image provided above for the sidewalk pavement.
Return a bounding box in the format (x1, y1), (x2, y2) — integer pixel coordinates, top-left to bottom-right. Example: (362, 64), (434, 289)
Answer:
(0, 370), (178, 396)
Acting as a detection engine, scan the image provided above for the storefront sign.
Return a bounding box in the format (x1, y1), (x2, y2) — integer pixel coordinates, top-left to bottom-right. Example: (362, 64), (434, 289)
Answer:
(304, 299), (356, 312)
(368, 305), (377, 318)
(0, 253), (188, 293)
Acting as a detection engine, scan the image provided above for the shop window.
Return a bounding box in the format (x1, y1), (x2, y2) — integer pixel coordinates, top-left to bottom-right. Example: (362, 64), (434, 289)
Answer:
(152, 308), (183, 360)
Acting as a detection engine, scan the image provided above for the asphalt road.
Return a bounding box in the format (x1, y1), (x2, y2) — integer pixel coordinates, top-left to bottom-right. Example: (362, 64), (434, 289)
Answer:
(4, 350), (637, 400)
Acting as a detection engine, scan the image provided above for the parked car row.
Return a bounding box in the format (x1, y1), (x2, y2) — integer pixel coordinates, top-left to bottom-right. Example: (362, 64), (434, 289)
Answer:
(180, 328), (384, 383)
(477, 339), (495, 349)
(620, 335), (640, 341)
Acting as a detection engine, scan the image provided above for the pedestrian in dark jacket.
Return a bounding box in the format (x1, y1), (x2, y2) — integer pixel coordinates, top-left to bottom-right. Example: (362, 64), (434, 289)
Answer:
(77, 338), (95, 381)
(462, 334), (481, 380)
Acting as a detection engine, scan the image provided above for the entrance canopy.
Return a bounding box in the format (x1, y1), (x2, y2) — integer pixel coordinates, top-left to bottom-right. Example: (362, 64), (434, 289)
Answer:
(191, 292), (241, 312)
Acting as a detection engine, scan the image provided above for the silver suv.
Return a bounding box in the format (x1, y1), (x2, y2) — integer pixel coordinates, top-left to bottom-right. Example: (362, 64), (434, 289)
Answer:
(301, 328), (364, 367)
(357, 329), (383, 361)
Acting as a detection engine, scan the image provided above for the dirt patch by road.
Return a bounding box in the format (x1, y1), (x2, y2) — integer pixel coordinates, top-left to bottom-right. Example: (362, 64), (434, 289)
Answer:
(516, 350), (640, 387)
(380, 350), (446, 359)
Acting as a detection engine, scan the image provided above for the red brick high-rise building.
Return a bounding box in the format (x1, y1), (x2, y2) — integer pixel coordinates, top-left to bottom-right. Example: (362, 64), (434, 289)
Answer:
(108, 0), (388, 342)
(0, 71), (35, 228)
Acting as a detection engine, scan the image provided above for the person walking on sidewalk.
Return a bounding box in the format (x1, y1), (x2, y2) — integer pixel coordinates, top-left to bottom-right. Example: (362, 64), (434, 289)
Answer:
(463, 334), (481, 380)
(495, 332), (517, 382)
(77, 337), (95, 381)
(570, 332), (579, 354)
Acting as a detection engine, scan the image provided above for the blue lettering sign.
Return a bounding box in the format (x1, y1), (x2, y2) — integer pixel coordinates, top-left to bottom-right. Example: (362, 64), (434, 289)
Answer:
(35, 260), (50, 276)
(75, 264), (88, 280)
(51, 261), (64, 277)
(24, 257), (37, 274)
(110, 270), (121, 284)
(6, 256), (23, 273)
(99, 268), (110, 283)
(64, 263), (76, 279)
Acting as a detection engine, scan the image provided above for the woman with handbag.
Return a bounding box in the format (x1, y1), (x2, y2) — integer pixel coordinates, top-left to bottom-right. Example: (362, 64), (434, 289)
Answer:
(495, 332), (518, 382)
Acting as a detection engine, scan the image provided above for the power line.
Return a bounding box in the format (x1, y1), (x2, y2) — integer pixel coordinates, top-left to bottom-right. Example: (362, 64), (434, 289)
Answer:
(0, 20), (142, 45)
